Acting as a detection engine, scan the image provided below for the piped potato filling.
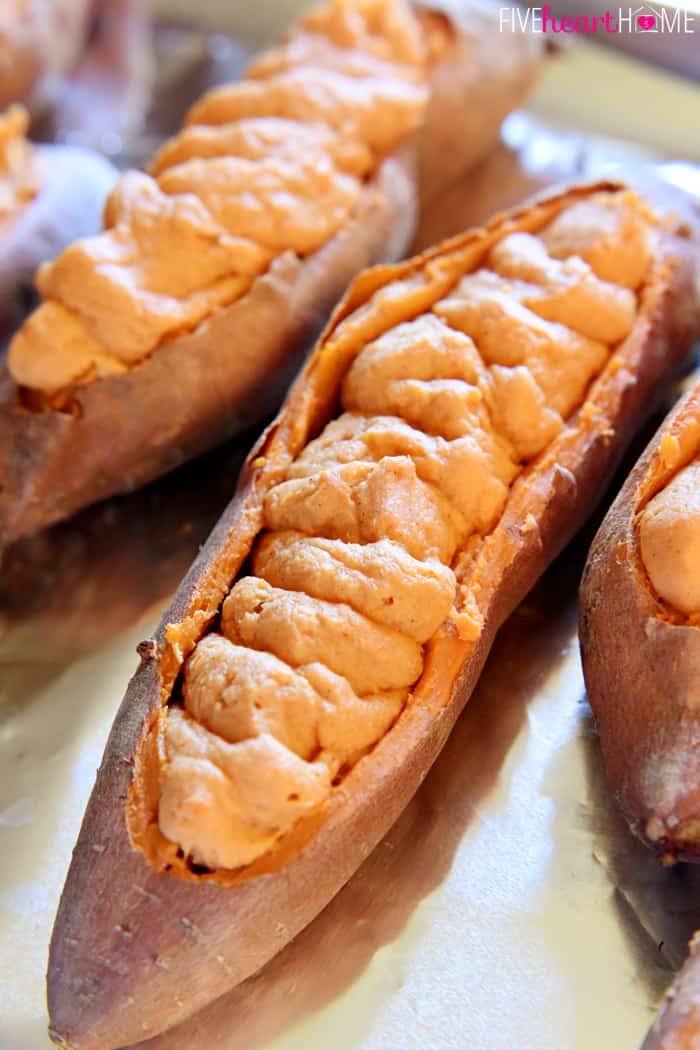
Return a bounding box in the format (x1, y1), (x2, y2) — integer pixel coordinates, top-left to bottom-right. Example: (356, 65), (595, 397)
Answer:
(639, 458), (700, 617)
(157, 190), (653, 871)
(8, 0), (434, 400)
(0, 105), (40, 228)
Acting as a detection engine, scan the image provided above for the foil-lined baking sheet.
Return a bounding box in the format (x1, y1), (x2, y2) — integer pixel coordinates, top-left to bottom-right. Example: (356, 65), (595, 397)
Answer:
(1, 10), (700, 1049)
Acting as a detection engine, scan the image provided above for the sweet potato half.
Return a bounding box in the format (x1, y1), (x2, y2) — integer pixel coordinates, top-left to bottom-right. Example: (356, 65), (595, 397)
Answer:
(580, 374), (700, 863)
(47, 178), (700, 1049)
(0, 0), (542, 548)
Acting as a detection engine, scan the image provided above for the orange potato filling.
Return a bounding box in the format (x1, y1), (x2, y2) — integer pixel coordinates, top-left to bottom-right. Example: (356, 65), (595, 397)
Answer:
(159, 191), (650, 870)
(639, 458), (700, 616)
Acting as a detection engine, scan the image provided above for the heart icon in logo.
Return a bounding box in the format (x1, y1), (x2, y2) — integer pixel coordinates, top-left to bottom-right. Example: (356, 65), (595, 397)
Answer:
(637, 13), (656, 28)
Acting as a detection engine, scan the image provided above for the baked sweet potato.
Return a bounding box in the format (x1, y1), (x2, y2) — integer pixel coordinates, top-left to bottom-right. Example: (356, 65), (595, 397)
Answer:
(580, 373), (700, 864)
(47, 177), (700, 1049)
(0, 0), (543, 548)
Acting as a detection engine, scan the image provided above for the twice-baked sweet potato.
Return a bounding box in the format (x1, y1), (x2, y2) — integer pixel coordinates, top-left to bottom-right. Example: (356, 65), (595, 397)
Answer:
(643, 932), (700, 1050)
(0, 106), (116, 335)
(47, 178), (700, 1049)
(0, 0), (543, 548)
(580, 374), (700, 864)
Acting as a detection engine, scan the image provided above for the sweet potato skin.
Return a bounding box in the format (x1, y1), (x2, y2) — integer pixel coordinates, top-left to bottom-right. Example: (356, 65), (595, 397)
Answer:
(46, 179), (700, 1050)
(642, 934), (700, 1050)
(0, 144), (116, 334)
(415, 1), (542, 209)
(0, 3), (543, 548)
(580, 378), (700, 864)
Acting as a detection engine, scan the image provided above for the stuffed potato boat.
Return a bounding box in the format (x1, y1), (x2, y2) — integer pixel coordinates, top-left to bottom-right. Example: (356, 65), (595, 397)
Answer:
(48, 176), (700, 1049)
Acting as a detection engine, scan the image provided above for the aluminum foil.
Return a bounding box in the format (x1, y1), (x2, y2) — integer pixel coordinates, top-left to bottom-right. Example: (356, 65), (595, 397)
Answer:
(3, 510), (699, 1050)
(1, 9), (699, 1049)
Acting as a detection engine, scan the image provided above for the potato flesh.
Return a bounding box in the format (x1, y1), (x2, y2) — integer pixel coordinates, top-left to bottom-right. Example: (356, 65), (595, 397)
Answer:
(159, 710), (332, 871)
(488, 231), (637, 343)
(639, 459), (700, 616)
(539, 192), (652, 290)
(149, 118), (374, 182)
(253, 532), (456, 644)
(183, 634), (404, 764)
(264, 457), (468, 563)
(160, 195), (648, 871)
(221, 577), (423, 696)
(8, 0), (429, 395)
(185, 69), (427, 158)
(286, 410), (519, 533)
(435, 272), (610, 421)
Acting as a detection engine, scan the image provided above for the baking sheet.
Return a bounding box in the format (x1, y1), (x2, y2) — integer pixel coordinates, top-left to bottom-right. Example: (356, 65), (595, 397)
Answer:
(2, 11), (700, 1050)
